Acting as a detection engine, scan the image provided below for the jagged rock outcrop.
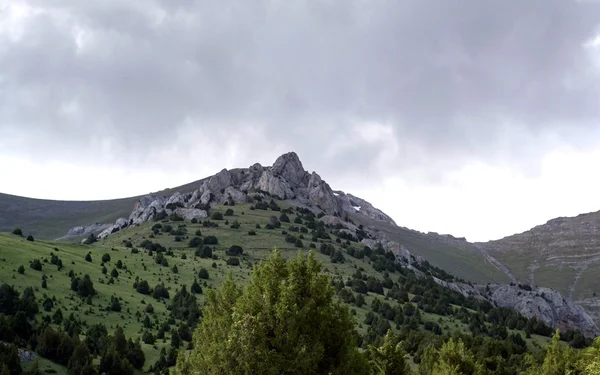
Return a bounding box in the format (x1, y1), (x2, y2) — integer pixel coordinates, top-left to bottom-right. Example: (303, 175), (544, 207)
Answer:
(98, 218), (128, 239)
(128, 195), (166, 225)
(307, 173), (340, 213)
(272, 152), (309, 187)
(256, 169), (295, 199)
(55, 223), (112, 240)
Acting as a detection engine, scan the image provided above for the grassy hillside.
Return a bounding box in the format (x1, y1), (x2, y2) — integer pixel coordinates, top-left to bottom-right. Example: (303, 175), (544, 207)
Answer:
(0, 179), (208, 240)
(0, 200), (562, 374)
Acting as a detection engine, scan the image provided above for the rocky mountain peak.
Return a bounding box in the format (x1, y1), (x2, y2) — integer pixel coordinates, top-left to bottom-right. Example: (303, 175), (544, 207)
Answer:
(271, 151), (308, 187)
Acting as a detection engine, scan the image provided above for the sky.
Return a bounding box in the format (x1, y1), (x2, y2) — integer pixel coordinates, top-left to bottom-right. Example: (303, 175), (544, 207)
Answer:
(1, 0), (600, 242)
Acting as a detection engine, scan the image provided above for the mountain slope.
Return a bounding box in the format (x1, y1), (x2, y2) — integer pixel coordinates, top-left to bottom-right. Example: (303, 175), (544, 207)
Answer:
(479, 211), (600, 321)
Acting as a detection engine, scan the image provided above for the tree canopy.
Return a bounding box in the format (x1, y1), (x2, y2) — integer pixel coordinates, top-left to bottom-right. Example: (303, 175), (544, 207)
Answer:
(175, 249), (369, 375)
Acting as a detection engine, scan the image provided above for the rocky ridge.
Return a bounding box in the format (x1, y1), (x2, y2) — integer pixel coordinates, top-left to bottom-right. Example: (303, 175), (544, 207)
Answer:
(370, 237), (600, 338)
(93, 152), (395, 239)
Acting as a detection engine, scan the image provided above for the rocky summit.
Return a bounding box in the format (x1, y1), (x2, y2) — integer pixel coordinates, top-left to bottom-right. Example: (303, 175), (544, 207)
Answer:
(57, 151), (599, 338)
(93, 152), (395, 240)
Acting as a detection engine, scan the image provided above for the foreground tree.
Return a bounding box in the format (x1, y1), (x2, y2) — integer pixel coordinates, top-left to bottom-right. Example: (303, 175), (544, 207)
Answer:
(368, 330), (411, 375)
(175, 249), (369, 375)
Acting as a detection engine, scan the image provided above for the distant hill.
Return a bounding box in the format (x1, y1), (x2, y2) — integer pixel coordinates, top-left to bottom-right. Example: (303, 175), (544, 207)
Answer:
(0, 179), (208, 240)
(479, 211), (600, 322)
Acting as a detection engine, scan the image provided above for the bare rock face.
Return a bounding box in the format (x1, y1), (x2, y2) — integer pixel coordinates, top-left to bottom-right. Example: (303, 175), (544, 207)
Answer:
(272, 152), (309, 187)
(487, 285), (600, 338)
(256, 169), (295, 199)
(219, 186), (247, 204)
(129, 195), (165, 225)
(307, 172), (340, 214)
(173, 208), (207, 221)
(98, 217), (129, 239)
(208, 169), (233, 194)
(165, 192), (185, 207)
(56, 223), (112, 240)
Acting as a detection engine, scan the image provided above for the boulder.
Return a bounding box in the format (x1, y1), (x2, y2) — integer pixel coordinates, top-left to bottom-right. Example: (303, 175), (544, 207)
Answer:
(165, 192), (185, 207)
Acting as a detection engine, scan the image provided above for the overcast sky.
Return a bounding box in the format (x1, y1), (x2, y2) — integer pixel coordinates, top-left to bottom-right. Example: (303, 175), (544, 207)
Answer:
(1, 0), (600, 242)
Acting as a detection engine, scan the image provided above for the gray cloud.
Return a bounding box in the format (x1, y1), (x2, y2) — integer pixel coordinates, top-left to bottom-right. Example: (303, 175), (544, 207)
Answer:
(1, 0), (599, 186)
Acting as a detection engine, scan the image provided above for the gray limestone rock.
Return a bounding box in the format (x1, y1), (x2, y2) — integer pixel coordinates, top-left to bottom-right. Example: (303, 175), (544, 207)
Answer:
(256, 169), (295, 199)
(56, 223), (112, 240)
(272, 152), (308, 187)
(307, 172), (339, 214)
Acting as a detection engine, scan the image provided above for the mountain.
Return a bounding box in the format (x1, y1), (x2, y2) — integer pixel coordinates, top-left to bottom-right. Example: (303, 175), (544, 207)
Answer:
(1, 151), (599, 373)
(30, 151), (590, 337)
(478, 211), (600, 323)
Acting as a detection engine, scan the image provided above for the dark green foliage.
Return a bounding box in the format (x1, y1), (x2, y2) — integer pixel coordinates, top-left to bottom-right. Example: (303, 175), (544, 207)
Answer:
(136, 280), (151, 295)
(172, 265), (179, 274)
(195, 229), (202, 236)
(83, 233), (97, 245)
(224, 208), (234, 216)
(195, 246), (213, 258)
(85, 253), (92, 262)
(0, 342), (21, 375)
(109, 296), (122, 312)
(102, 253), (111, 263)
(30, 259), (42, 271)
(11, 228), (22, 236)
(143, 331), (155, 344)
(17, 265), (24, 274)
(26, 235), (34, 242)
(230, 220), (240, 229)
(171, 285), (201, 327)
(188, 237), (203, 248)
(153, 283), (170, 300)
(191, 278), (203, 294)
(70, 274), (96, 297)
(198, 268), (209, 279)
(226, 257), (241, 266)
(226, 245), (244, 256)
(248, 230), (257, 235)
(203, 235), (218, 245)
(211, 212), (224, 220)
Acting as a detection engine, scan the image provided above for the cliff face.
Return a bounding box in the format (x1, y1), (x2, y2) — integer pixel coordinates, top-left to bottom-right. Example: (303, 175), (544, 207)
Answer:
(479, 211), (600, 324)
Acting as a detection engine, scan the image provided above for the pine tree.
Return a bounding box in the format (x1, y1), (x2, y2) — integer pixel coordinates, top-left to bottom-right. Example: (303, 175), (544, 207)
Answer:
(368, 330), (411, 375)
(175, 249), (369, 375)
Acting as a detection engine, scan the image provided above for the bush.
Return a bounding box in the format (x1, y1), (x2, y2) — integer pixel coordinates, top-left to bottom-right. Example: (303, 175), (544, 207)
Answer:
(12, 228), (22, 236)
(195, 230), (202, 236)
(17, 265), (25, 274)
(211, 212), (224, 220)
(248, 230), (257, 236)
(226, 245), (244, 256)
(30, 259), (42, 271)
(195, 246), (213, 259)
(198, 268), (209, 279)
(142, 331), (155, 345)
(188, 237), (203, 248)
(26, 235), (34, 242)
(85, 253), (92, 262)
(102, 253), (111, 263)
(203, 236), (218, 245)
(279, 213), (290, 222)
(230, 221), (241, 229)
(136, 280), (151, 295)
(226, 257), (241, 266)
(225, 209), (234, 216)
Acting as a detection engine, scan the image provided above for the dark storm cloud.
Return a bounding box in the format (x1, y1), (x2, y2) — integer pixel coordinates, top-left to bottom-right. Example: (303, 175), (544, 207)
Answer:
(1, 0), (599, 183)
